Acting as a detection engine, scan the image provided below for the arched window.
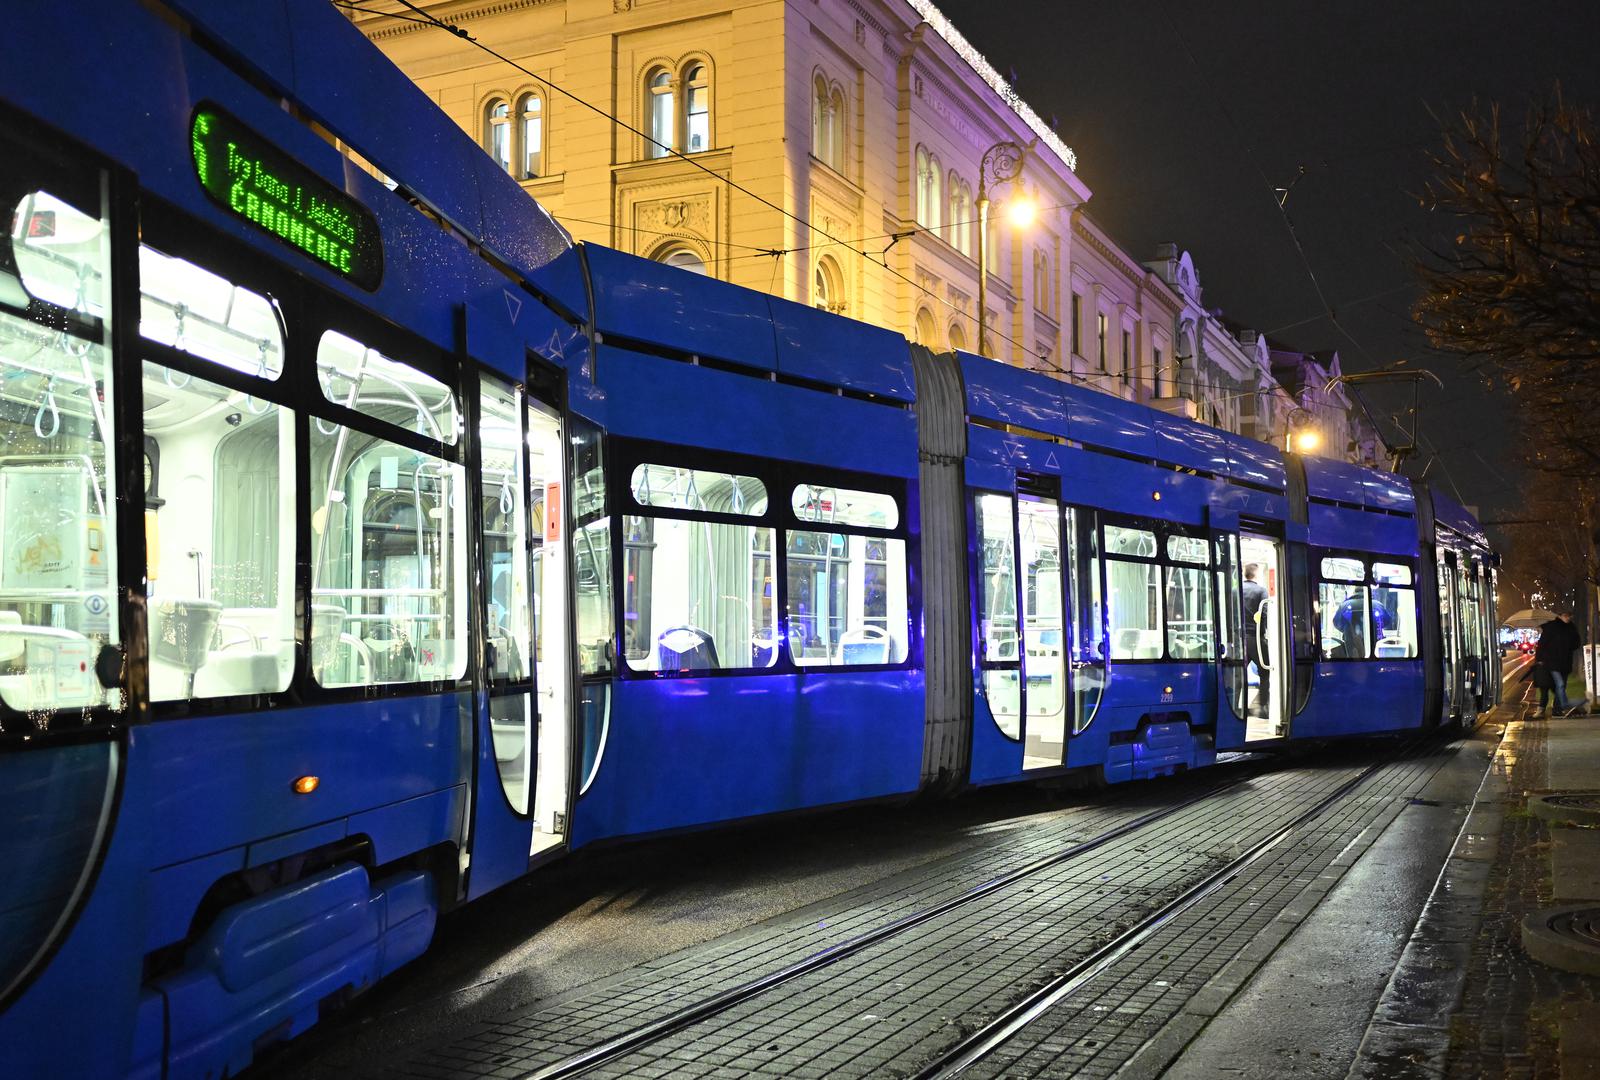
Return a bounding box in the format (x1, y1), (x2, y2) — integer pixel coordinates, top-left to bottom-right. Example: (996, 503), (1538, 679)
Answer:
(484, 97), (511, 173)
(814, 76), (832, 165)
(519, 93), (543, 179)
(948, 321), (968, 353)
(814, 255), (844, 315)
(914, 307), (938, 347)
(657, 247), (708, 275)
(684, 63), (710, 153)
(948, 174), (973, 255)
(915, 148), (931, 226)
(647, 68), (674, 158)
(829, 87), (846, 170)
(927, 157), (942, 234)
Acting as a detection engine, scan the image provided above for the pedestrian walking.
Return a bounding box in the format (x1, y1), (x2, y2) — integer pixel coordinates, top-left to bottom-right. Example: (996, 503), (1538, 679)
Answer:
(1533, 611), (1584, 717)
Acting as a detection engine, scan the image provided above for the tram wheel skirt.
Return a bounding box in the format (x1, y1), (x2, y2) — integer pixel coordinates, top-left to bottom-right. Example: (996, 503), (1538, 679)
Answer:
(129, 862), (435, 1080)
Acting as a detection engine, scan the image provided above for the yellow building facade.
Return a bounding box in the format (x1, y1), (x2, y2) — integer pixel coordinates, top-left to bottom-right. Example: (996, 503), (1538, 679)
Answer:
(354, 0), (1379, 456)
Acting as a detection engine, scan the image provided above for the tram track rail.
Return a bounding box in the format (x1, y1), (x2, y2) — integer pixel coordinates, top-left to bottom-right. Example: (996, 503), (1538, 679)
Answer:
(522, 764), (1270, 1080)
(910, 754), (1393, 1078)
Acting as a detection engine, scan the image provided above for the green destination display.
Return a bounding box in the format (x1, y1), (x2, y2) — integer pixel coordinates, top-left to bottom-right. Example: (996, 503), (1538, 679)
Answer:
(191, 106), (382, 290)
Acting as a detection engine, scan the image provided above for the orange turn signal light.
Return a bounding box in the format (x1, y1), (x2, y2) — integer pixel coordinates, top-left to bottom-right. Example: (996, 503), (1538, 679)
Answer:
(292, 775), (320, 795)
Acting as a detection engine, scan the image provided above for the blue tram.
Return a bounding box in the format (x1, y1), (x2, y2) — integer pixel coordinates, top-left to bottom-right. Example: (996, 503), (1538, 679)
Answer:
(0, 3), (1498, 1077)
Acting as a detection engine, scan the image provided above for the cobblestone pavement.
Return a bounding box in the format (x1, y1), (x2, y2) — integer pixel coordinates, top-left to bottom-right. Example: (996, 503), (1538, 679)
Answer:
(383, 735), (1463, 1080)
(1445, 717), (1597, 1080)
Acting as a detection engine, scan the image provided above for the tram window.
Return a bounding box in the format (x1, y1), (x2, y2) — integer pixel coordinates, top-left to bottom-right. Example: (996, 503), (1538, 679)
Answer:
(791, 485), (899, 530)
(1319, 580), (1370, 659)
(1166, 535), (1208, 565)
(316, 330), (458, 445)
(785, 530), (908, 666)
(1320, 556), (1365, 582)
(1105, 525), (1157, 558)
(143, 364), (295, 701)
(1372, 580), (1418, 658)
(975, 494), (1017, 663)
(480, 377), (530, 682)
(622, 515), (778, 672)
(631, 463), (767, 515)
(0, 189), (120, 715)
(139, 246), (284, 379)
(1372, 561), (1412, 586)
(308, 424), (468, 687)
(11, 190), (111, 318)
(1165, 563), (1214, 659)
(1107, 558), (1161, 659)
(571, 421), (613, 676)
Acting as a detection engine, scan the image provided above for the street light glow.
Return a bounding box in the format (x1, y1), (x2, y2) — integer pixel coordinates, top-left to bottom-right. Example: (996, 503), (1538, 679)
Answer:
(1294, 429), (1322, 452)
(1006, 196), (1037, 228)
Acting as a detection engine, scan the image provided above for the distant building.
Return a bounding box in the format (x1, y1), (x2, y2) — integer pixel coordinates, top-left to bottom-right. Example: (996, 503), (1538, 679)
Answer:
(353, 0), (1382, 463)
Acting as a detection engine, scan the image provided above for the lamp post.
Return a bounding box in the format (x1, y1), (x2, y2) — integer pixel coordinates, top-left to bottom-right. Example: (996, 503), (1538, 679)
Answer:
(976, 140), (1026, 359)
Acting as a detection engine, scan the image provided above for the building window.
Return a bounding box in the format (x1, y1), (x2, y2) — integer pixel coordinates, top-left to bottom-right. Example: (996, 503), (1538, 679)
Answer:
(685, 63), (710, 153)
(655, 246), (708, 275)
(1121, 329), (1131, 384)
(1033, 252), (1050, 312)
(915, 147), (942, 232)
(814, 76), (847, 172)
(519, 93), (543, 178)
(814, 255), (844, 315)
(1070, 292), (1082, 355)
(948, 173), (973, 254)
(484, 97), (511, 173)
(949, 321), (967, 352)
(647, 68), (673, 158)
(1154, 346), (1165, 394)
(1096, 313), (1108, 369)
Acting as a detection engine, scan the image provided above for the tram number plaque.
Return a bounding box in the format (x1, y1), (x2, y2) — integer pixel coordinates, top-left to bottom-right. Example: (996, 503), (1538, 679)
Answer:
(191, 105), (383, 290)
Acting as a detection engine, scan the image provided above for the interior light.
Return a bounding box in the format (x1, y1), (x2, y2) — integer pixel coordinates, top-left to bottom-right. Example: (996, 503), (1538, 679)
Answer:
(293, 775), (320, 795)
(1152, 491), (1162, 501)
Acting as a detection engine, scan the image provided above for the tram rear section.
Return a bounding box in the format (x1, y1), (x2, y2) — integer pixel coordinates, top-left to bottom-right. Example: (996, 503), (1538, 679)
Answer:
(258, 724), (1496, 1080)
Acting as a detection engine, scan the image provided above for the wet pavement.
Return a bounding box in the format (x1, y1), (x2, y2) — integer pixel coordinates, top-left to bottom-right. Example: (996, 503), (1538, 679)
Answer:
(248, 653), (1600, 1079)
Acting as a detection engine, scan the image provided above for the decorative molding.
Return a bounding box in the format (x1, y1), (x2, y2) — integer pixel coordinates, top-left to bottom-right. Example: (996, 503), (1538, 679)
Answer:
(358, 0), (555, 41)
(614, 0), (635, 10)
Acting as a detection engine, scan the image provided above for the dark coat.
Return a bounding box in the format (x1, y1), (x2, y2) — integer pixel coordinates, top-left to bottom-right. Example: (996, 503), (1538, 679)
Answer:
(1535, 618), (1581, 675)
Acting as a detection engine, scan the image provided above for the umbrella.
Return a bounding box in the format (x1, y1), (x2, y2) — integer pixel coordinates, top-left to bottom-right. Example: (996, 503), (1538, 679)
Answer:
(1504, 609), (1555, 629)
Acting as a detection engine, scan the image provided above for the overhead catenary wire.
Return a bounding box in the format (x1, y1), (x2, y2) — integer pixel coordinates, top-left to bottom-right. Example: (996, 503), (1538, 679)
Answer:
(344, 0), (1057, 367)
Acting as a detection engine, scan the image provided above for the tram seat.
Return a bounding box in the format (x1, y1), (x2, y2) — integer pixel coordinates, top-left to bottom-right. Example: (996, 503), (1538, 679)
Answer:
(657, 625), (718, 671)
(152, 599), (224, 671)
(1375, 635), (1411, 659)
(1115, 628), (1163, 660)
(837, 625), (891, 665)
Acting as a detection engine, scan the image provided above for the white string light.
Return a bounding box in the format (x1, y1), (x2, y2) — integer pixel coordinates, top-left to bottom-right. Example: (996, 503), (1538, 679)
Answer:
(904, 0), (1079, 173)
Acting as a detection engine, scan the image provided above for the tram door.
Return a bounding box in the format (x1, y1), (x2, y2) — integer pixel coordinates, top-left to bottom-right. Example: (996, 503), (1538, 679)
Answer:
(1237, 534), (1290, 741)
(470, 369), (574, 900)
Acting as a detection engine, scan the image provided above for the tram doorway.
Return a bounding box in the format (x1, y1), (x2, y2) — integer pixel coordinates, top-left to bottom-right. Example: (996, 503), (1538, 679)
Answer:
(527, 392), (570, 856)
(1240, 535), (1290, 741)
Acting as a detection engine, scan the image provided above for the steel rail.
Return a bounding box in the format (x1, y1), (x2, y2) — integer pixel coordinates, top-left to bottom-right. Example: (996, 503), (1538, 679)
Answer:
(913, 755), (1393, 1078)
(523, 765), (1267, 1080)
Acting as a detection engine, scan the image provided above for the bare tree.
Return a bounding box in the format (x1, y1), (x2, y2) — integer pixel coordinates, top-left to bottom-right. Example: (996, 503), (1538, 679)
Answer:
(1414, 87), (1600, 479)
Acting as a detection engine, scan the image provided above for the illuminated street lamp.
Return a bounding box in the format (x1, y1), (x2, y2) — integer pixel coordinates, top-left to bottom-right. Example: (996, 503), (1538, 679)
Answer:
(1285, 408), (1320, 454)
(976, 140), (1028, 358)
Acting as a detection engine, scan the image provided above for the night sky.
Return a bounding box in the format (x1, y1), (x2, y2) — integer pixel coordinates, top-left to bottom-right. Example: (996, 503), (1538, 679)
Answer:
(931, 0), (1600, 521)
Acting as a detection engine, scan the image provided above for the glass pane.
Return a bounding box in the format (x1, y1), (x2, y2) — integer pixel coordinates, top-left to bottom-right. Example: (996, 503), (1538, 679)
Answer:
(975, 494), (1017, 664)
(1373, 585), (1418, 657)
(144, 365), (295, 701)
(985, 668), (1020, 739)
(1372, 561), (1412, 585)
(687, 86), (708, 153)
(571, 421), (612, 675)
(1166, 534), (1208, 565)
(1, 189), (119, 715)
(785, 531), (907, 666)
(1319, 581), (1369, 659)
(1020, 499), (1065, 769)
(490, 120), (510, 172)
(481, 377), (530, 682)
(1107, 559), (1161, 659)
(523, 116), (542, 178)
(1320, 556), (1365, 582)
(139, 246), (283, 378)
(791, 484), (898, 529)
(490, 694), (532, 815)
(649, 79), (674, 158)
(1165, 564), (1214, 659)
(309, 424), (468, 687)
(624, 516), (778, 671)
(11, 190), (110, 318)
(316, 329), (457, 444)
(631, 463), (767, 515)
(1067, 507), (1105, 734)
(1105, 525), (1156, 558)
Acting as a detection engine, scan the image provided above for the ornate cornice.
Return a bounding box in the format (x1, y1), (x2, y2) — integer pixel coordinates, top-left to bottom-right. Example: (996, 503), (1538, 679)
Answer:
(357, 0), (557, 41)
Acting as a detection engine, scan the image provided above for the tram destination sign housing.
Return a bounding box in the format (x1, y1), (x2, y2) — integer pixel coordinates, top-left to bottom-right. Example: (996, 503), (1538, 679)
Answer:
(191, 106), (382, 290)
